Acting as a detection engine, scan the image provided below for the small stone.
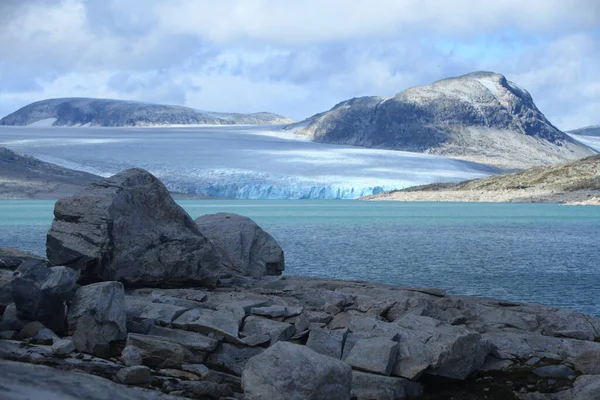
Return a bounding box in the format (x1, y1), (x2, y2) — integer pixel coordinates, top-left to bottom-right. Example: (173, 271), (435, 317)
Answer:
(17, 321), (46, 340)
(533, 365), (574, 378)
(548, 379), (556, 385)
(116, 365), (152, 385)
(182, 364), (210, 377)
(284, 307), (303, 317)
(32, 328), (59, 345)
(52, 338), (75, 355)
(526, 357), (541, 366)
(121, 345), (143, 367)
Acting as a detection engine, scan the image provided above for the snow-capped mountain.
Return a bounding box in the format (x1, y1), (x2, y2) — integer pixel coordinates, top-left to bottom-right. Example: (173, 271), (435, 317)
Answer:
(285, 71), (596, 169)
(0, 125), (498, 199)
(0, 98), (294, 127)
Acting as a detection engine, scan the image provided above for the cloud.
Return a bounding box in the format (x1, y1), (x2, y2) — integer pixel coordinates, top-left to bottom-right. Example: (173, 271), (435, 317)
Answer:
(0, 0), (598, 129)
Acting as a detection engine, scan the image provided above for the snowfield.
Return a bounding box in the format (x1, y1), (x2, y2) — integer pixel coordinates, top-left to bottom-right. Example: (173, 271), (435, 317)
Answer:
(0, 125), (499, 199)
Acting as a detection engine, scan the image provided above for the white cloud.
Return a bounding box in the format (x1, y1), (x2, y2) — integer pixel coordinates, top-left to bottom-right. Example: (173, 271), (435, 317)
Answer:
(0, 0), (599, 129)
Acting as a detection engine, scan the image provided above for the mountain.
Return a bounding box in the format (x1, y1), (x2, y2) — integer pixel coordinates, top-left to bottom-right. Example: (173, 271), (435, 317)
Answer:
(364, 154), (600, 205)
(286, 71), (596, 169)
(568, 125), (600, 137)
(0, 147), (101, 199)
(0, 98), (294, 127)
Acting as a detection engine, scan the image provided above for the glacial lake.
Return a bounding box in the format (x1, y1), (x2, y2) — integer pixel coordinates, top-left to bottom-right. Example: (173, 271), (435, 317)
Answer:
(2, 200), (600, 316)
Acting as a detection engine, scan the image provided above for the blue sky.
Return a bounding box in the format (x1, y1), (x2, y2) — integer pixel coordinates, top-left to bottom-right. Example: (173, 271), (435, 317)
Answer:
(0, 0), (599, 130)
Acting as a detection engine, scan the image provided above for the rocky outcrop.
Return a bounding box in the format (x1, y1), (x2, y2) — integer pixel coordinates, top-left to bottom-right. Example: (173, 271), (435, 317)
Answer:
(0, 97), (294, 127)
(67, 281), (127, 357)
(195, 213), (285, 278)
(241, 341), (353, 400)
(0, 147), (100, 199)
(286, 71), (596, 168)
(46, 168), (234, 287)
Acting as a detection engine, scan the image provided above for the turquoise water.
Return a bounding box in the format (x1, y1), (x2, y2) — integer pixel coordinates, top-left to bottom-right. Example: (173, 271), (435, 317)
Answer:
(1, 200), (600, 315)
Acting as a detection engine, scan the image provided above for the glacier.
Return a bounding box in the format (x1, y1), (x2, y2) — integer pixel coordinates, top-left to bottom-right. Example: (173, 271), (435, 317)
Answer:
(0, 125), (499, 199)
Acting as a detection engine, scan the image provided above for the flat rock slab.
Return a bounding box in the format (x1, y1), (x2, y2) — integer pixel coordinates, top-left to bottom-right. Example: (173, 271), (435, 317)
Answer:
(125, 296), (189, 325)
(146, 325), (218, 353)
(242, 316), (295, 345)
(0, 359), (181, 400)
(344, 337), (398, 376)
(172, 308), (243, 342)
(250, 305), (286, 317)
(125, 333), (202, 368)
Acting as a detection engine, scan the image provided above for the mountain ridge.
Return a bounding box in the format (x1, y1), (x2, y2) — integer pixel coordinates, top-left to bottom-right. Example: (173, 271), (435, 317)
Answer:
(0, 97), (294, 127)
(286, 71), (596, 169)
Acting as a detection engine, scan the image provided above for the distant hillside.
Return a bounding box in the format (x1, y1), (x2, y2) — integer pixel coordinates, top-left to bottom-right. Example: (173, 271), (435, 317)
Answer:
(0, 147), (100, 199)
(0, 98), (294, 127)
(569, 125), (600, 137)
(364, 155), (600, 205)
(286, 71), (596, 169)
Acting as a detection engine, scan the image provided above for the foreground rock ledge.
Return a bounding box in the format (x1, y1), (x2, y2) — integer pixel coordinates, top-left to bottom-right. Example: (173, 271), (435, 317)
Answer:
(2, 274), (600, 399)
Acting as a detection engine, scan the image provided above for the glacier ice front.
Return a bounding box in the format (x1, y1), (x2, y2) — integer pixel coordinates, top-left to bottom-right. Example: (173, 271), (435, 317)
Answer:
(0, 125), (498, 199)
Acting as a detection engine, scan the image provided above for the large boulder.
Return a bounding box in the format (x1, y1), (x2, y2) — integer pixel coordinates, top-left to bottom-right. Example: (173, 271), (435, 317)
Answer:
(242, 341), (352, 400)
(195, 213), (284, 277)
(11, 261), (79, 332)
(67, 281), (127, 357)
(46, 168), (231, 287)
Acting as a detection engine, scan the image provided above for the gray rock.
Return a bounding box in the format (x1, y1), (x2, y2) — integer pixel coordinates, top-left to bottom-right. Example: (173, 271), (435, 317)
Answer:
(46, 168), (232, 287)
(240, 334), (271, 347)
(121, 345), (143, 367)
(172, 307), (243, 342)
(181, 364), (210, 376)
(206, 343), (263, 376)
(52, 338), (75, 355)
(242, 342), (352, 400)
(242, 316), (295, 345)
(125, 295), (188, 325)
(146, 325), (218, 353)
(573, 349), (600, 374)
(306, 326), (348, 359)
(478, 356), (514, 372)
(250, 305), (286, 317)
(195, 212), (284, 278)
(0, 359), (181, 400)
(11, 262), (79, 332)
(351, 371), (422, 400)
(526, 357), (542, 366)
(33, 327), (59, 345)
(116, 365), (152, 385)
(67, 281), (127, 357)
(157, 368), (201, 381)
(344, 337), (398, 376)
(168, 380), (234, 399)
(125, 333), (199, 368)
(533, 365), (574, 378)
(16, 321), (46, 340)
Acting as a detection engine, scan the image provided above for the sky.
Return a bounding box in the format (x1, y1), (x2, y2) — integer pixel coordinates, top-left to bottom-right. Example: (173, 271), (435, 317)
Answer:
(0, 0), (599, 130)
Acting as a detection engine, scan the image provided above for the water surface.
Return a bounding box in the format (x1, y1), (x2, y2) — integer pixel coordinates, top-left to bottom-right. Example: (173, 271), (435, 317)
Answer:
(1, 200), (599, 315)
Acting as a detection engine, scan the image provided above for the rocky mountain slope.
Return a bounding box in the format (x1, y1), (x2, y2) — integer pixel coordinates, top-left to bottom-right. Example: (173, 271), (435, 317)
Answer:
(0, 98), (294, 127)
(364, 154), (600, 204)
(286, 72), (596, 169)
(0, 147), (100, 199)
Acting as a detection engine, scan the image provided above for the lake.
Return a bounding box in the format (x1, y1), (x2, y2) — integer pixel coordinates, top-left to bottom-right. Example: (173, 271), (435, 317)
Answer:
(1, 200), (599, 316)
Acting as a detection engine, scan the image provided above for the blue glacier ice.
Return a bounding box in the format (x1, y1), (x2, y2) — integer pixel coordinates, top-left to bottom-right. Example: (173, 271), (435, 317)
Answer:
(0, 125), (499, 199)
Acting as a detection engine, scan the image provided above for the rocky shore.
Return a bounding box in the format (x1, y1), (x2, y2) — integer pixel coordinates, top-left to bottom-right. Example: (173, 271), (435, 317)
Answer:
(1, 168), (599, 400)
